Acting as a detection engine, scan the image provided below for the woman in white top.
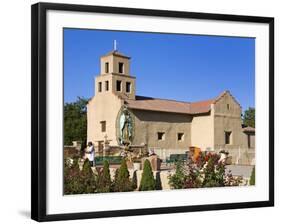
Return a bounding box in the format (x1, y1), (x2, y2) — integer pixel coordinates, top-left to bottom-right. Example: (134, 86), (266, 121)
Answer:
(84, 141), (95, 167)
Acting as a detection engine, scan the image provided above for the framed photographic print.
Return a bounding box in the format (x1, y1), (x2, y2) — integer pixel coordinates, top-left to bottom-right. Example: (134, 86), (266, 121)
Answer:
(31, 2), (274, 222)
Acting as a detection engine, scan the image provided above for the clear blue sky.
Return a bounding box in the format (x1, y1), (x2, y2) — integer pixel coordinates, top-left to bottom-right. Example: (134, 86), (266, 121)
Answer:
(64, 28), (255, 112)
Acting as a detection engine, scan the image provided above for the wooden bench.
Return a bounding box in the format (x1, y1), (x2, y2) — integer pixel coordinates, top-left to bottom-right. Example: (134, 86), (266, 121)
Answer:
(166, 154), (188, 164)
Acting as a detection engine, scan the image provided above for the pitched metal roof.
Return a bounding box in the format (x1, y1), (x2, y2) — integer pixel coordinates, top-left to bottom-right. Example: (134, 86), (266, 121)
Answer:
(125, 96), (215, 115)
(190, 99), (215, 114)
(124, 90), (240, 115)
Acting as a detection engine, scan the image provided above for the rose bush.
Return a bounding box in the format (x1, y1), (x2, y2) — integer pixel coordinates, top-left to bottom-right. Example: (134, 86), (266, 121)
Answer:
(169, 151), (242, 189)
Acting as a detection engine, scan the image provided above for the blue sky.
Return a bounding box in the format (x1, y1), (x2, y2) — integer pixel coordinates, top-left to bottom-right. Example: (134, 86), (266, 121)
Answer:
(64, 28), (255, 112)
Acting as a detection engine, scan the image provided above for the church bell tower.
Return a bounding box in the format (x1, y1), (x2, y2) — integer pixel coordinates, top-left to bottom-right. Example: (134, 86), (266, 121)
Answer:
(94, 45), (136, 100)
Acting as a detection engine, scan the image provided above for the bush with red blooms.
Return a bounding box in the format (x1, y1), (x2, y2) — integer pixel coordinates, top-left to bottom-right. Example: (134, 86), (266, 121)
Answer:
(169, 151), (242, 189)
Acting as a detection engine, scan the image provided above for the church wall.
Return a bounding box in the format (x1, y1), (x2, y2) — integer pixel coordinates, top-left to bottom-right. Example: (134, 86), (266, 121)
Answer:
(190, 110), (214, 150)
(87, 93), (122, 147)
(131, 109), (192, 151)
(213, 92), (247, 150)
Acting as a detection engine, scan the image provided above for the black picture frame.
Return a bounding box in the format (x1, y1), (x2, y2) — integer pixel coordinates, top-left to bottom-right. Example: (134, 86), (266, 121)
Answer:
(31, 2), (274, 222)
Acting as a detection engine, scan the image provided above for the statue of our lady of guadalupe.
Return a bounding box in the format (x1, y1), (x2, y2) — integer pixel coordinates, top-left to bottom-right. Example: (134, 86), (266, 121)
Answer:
(119, 108), (132, 145)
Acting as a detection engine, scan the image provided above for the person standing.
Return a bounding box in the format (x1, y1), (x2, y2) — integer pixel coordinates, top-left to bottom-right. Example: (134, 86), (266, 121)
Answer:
(84, 141), (95, 167)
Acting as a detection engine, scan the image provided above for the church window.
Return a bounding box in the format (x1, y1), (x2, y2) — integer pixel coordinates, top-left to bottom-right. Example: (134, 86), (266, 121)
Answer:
(177, 133), (184, 141)
(116, 80), (122, 91)
(118, 62), (124, 73)
(225, 131), (232, 145)
(105, 81), (109, 91)
(157, 132), (165, 140)
(105, 62), (109, 73)
(126, 82), (131, 93)
(100, 121), (106, 132)
(98, 82), (102, 92)
(227, 104), (230, 110)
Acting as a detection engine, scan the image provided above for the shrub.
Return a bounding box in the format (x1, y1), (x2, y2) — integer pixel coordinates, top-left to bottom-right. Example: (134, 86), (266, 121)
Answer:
(168, 151), (242, 189)
(184, 165), (202, 188)
(201, 153), (225, 187)
(139, 160), (156, 191)
(97, 160), (111, 193)
(250, 166), (255, 185)
(82, 160), (99, 193)
(224, 170), (243, 186)
(168, 161), (187, 189)
(64, 159), (98, 194)
(83, 159), (93, 176)
(113, 159), (134, 192)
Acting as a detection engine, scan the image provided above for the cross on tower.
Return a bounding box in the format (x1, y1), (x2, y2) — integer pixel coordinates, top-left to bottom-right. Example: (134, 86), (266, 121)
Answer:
(114, 40), (117, 51)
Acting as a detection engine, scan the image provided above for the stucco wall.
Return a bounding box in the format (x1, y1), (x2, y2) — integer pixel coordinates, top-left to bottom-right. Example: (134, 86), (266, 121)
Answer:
(191, 110), (214, 150)
(249, 134), (255, 148)
(100, 54), (130, 75)
(100, 55), (114, 74)
(131, 109), (192, 151)
(111, 74), (136, 100)
(95, 74), (136, 100)
(242, 132), (255, 149)
(213, 92), (247, 149)
(87, 92), (122, 147)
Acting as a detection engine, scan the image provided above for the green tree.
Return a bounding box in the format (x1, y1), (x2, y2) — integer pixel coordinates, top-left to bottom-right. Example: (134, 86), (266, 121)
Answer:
(243, 107), (255, 128)
(64, 97), (89, 146)
(139, 160), (156, 191)
(168, 161), (187, 189)
(97, 160), (111, 193)
(113, 159), (133, 192)
(250, 166), (255, 185)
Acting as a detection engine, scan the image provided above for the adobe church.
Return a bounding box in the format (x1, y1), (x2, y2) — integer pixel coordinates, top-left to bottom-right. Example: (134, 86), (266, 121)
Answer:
(87, 49), (255, 160)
